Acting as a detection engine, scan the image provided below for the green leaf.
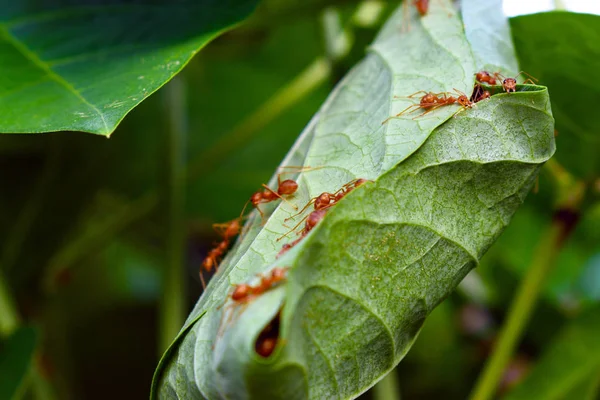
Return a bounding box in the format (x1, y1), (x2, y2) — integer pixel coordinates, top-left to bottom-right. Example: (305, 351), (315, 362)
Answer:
(559, 369), (600, 400)
(504, 308), (600, 400)
(153, 1), (555, 398)
(0, 0), (258, 136)
(0, 326), (38, 400)
(510, 11), (600, 177)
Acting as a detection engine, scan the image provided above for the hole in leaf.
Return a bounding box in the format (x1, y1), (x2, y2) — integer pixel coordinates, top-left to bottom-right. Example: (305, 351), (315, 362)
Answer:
(255, 311), (281, 358)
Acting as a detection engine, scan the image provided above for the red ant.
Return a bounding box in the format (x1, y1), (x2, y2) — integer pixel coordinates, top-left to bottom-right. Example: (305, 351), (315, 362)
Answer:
(285, 178), (369, 221)
(276, 209), (327, 258)
(383, 91), (442, 124)
(217, 267), (289, 340)
(277, 178), (368, 256)
(243, 166), (318, 221)
(409, 0), (429, 16)
(481, 71), (538, 93)
(470, 83), (491, 103)
(475, 71), (498, 85)
(255, 311), (282, 358)
(498, 72), (538, 93)
(230, 267), (289, 304)
(383, 89), (473, 123)
(403, 0), (451, 28)
(199, 217), (242, 288)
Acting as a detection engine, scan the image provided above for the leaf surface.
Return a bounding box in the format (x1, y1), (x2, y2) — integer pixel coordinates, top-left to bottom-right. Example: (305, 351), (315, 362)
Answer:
(153, 1), (555, 398)
(0, 0), (258, 135)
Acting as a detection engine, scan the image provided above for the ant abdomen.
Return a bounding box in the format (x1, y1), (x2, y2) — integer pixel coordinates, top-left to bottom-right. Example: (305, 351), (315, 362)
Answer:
(278, 179), (298, 195)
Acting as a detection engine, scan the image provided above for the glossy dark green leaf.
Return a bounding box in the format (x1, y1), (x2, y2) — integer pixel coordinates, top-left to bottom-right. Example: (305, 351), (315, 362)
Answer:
(504, 308), (600, 400)
(0, 0), (258, 136)
(510, 11), (600, 177)
(153, 1), (555, 398)
(0, 326), (38, 400)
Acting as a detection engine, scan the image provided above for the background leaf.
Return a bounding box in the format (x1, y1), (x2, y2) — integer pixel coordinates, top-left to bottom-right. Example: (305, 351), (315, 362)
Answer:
(0, 326), (38, 400)
(510, 11), (600, 178)
(478, 11), (600, 313)
(0, 0), (258, 135)
(154, 1), (555, 398)
(504, 307), (600, 400)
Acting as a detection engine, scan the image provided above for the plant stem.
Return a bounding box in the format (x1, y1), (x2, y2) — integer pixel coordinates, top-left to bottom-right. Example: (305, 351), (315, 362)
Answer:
(0, 270), (20, 337)
(158, 75), (188, 352)
(469, 178), (586, 400)
(373, 370), (401, 400)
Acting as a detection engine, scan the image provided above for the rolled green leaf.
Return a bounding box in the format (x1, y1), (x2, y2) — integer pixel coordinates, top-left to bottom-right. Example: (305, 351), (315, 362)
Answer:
(153, 1), (555, 398)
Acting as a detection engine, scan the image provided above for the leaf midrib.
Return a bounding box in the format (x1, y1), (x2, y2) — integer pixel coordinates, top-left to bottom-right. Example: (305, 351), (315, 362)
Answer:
(0, 24), (109, 133)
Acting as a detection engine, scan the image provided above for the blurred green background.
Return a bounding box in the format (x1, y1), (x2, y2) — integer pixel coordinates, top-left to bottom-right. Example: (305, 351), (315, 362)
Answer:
(1, 1), (599, 399)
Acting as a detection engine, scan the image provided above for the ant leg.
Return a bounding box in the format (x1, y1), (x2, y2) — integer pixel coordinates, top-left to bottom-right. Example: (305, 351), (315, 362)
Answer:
(275, 166), (322, 185)
(405, 90), (430, 98)
(277, 166), (321, 172)
(515, 71), (538, 83)
(284, 197), (318, 222)
(412, 104), (444, 119)
(261, 184), (299, 210)
(522, 79), (536, 85)
(277, 214), (309, 242)
(402, 1), (411, 33)
(199, 270), (206, 290)
(452, 88), (468, 97)
(254, 203), (266, 225)
(382, 104), (421, 124)
(432, 0), (453, 17)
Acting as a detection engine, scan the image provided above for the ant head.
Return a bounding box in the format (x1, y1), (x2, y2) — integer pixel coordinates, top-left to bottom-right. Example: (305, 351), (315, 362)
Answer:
(232, 284), (252, 301)
(354, 178), (368, 187)
(457, 95), (472, 107)
(271, 267), (288, 281)
(503, 78), (517, 92)
(250, 192), (263, 205)
(278, 179), (298, 195)
(202, 257), (214, 270)
(277, 244), (292, 258)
